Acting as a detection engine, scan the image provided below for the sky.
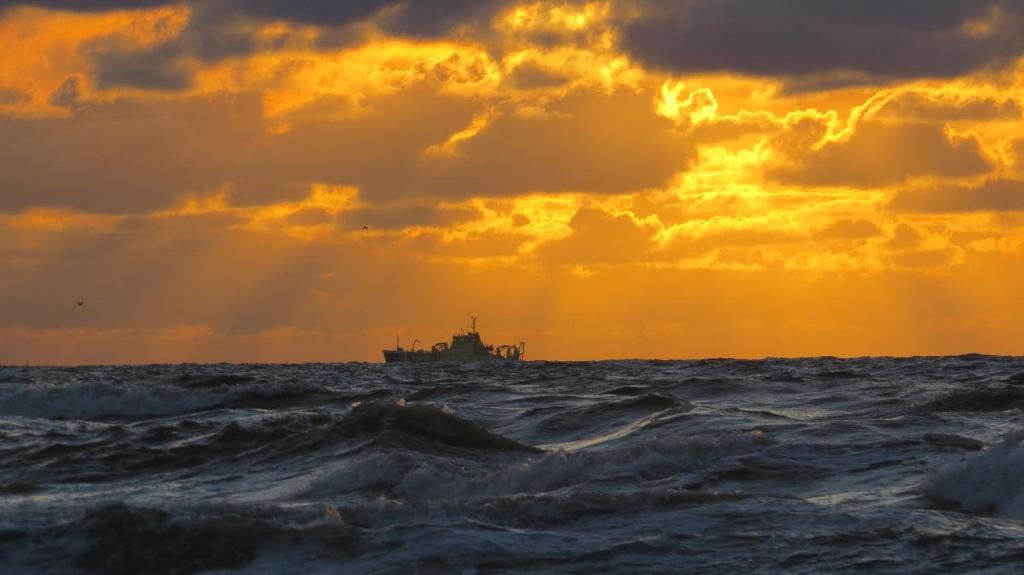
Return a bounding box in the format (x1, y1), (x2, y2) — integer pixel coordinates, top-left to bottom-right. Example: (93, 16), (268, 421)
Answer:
(2, 0), (1024, 363)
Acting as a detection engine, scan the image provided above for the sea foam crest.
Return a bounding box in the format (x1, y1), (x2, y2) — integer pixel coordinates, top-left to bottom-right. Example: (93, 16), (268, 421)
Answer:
(925, 429), (1024, 520)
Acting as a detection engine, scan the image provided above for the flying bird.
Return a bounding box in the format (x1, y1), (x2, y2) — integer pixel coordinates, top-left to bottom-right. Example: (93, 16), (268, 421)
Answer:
(76, 301), (84, 306)
(361, 225), (369, 231)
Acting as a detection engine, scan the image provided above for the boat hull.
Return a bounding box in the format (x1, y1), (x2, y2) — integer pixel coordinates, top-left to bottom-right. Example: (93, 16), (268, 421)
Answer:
(382, 349), (441, 363)
(382, 349), (516, 363)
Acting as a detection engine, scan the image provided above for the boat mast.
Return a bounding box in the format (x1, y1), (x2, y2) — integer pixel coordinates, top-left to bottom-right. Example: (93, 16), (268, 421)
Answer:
(471, 316), (477, 334)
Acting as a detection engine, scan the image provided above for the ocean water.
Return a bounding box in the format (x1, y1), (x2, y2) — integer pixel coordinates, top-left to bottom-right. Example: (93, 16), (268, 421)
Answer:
(3, 356), (1024, 574)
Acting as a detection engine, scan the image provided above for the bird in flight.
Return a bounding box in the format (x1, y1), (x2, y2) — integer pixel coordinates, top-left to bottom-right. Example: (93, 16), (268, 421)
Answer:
(76, 301), (84, 306)
(361, 225), (369, 231)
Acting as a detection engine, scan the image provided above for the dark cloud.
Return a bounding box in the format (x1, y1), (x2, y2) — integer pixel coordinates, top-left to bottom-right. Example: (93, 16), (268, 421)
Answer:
(536, 207), (656, 264)
(41, 0), (518, 91)
(13, 0), (1024, 91)
(1013, 139), (1024, 171)
(206, 0), (395, 27)
(770, 121), (992, 187)
(0, 95), (274, 213)
(815, 218), (883, 240)
(92, 43), (191, 90)
(337, 203), (479, 230)
(261, 86), (690, 204)
(47, 75), (84, 110)
(619, 0), (1024, 85)
(0, 0), (173, 10)
(214, 0), (508, 37)
(0, 0), (516, 35)
(504, 61), (573, 90)
(0, 82), (689, 213)
(401, 88), (691, 199)
(889, 179), (1024, 212)
(870, 91), (1023, 122)
(378, 0), (509, 38)
(0, 87), (32, 106)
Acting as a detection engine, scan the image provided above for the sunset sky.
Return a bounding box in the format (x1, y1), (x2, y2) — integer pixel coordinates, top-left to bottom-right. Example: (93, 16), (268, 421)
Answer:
(3, 1), (1024, 363)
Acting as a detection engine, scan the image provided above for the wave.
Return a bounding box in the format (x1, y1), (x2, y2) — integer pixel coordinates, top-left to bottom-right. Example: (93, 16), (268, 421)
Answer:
(10, 412), (354, 485)
(923, 433), (984, 450)
(585, 393), (692, 414)
(526, 393), (689, 437)
(672, 377), (747, 395)
(10, 503), (358, 574)
(15, 400), (534, 483)
(918, 387), (1024, 413)
(329, 487), (756, 531)
(176, 374), (257, 389)
(408, 382), (496, 400)
(0, 482), (41, 494)
(0, 376), (327, 420)
(813, 370), (863, 380)
(605, 385), (651, 396)
(300, 429), (772, 501)
(924, 430), (1024, 519)
(342, 400), (538, 453)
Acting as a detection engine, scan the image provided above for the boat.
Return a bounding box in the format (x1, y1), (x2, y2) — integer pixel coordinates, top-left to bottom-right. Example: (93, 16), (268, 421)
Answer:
(382, 317), (525, 363)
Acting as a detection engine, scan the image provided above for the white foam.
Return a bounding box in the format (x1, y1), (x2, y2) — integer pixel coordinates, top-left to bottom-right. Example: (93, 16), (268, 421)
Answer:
(925, 429), (1024, 520)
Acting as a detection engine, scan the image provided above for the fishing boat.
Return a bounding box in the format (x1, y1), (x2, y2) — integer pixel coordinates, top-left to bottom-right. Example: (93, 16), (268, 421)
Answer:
(383, 317), (525, 363)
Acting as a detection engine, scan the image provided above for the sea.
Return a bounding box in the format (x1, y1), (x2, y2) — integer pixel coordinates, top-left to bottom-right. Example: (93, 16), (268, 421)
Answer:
(2, 356), (1024, 574)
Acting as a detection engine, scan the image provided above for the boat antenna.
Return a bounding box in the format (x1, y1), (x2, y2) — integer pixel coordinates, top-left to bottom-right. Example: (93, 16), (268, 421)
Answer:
(471, 316), (477, 333)
(396, 334), (399, 350)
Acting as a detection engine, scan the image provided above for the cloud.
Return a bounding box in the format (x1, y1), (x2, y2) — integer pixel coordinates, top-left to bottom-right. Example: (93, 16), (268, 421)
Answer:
(0, 0), (505, 32)
(405, 87), (692, 199)
(0, 94), (273, 213)
(814, 218), (883, 240)
(0, 80), (691, 214)
(866, 90), (1023, 122)
(0, 1), (522, 92)
(337, 202), (479, 231)
(619, 0), (1024, 86)
(889, 179), (1024, 212)
(8, 0), (1024, 94)
(535, 206), (657, 264)
(217, 0), (511, 38)
(1013, 139), (1024, 173)
(46, 75), (83, 109)
(91, 42), (192, 90)
(0, 1), (173, 10)
(7, 0), (1024, 362)
(503, 60), (573, 90)
(0, 86), (32, 106)
(770, 120), (992, 187)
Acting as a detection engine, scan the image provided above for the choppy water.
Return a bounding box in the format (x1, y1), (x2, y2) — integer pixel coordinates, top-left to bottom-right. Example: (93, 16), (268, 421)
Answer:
(3, 356), (1024, 573)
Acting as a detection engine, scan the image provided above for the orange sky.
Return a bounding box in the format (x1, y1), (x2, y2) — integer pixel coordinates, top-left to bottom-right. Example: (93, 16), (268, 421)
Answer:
(2, 1), (1024, 363)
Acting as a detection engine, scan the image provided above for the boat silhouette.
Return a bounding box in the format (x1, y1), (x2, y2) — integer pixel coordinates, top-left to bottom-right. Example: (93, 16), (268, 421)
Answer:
(383, 317), (525, 363)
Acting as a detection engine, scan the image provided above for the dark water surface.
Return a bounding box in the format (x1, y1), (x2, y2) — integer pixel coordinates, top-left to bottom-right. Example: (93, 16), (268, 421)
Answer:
(3, 356), (1024, 573)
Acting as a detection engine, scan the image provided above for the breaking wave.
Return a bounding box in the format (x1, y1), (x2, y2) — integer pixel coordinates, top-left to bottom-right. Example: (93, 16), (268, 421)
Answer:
(924, 430), (1024, 519)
